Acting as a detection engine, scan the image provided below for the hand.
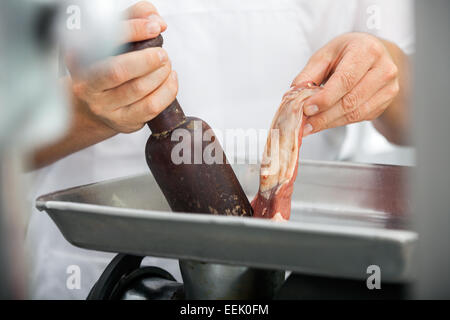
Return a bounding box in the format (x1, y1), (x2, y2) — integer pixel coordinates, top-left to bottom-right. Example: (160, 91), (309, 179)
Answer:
(68, 1), (178, 133)
(292, 33), (400, 137)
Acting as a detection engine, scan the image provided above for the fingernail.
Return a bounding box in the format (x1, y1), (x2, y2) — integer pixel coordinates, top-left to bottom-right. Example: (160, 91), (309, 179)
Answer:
(147, 21), (161, 35)
(148, 13), (167, 29)
(171, 70), (177, 81)
(304, 105), (319, 116)
(158, 49), (168, 63)
(303, 123), (313, 136)
(157, 16), (168, 29)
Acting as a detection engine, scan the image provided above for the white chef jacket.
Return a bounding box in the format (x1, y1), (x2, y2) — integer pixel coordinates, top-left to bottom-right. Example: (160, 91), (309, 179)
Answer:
(25, 0), (414, 299)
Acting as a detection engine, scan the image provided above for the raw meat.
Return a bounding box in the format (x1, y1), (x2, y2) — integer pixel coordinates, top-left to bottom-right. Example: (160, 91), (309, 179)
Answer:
(251, 82), (321, 221)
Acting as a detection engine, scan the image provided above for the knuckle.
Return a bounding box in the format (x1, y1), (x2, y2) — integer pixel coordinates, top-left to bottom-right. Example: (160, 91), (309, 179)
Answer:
(367, 39), (384, 57)
(336, 70), (356, 92)
(108, 62), (128, 84)
(345, 108), (361, 123)
(144, 48), (164, 69)
(314, 115), (328, 130)
(129, 79), (146, 97)
(384, 63), (399, 81)
(128, 20), (141, 39)
(168, 75), (179, 96)
(341, 92), (358, 113)
(388, 81), (400, 97)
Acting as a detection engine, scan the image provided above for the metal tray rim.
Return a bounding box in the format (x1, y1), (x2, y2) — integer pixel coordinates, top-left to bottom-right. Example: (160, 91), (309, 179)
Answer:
(37, 200), (418, 244)
(35, 159), (413, 203)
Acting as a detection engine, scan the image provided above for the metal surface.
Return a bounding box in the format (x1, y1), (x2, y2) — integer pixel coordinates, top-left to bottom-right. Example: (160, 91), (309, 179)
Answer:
(180, 260), (285, 299)
(36, 160), (417, 282)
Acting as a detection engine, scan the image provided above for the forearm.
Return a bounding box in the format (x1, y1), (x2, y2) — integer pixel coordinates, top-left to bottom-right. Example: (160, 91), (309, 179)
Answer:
(31, 78), (117, 169)
(372, 39), (412, 145)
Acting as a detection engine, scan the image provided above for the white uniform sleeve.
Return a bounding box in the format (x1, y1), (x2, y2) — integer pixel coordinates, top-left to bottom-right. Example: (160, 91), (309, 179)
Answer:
(352, 0), (415, 55)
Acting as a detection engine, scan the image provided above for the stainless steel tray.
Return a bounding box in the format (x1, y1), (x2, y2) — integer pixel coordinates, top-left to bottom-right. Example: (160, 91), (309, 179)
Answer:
(36, 160), (417, 283)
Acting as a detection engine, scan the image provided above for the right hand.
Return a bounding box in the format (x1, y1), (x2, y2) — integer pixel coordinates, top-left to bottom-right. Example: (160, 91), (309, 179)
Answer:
(68, 1), (178, 133)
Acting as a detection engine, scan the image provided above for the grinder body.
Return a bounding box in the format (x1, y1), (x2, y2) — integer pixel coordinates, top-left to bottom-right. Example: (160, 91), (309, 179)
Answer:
(146, 113), (252, 216)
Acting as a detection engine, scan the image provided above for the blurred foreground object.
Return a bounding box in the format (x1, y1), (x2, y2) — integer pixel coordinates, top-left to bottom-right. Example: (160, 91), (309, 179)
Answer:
(413, 0), (450, 299)
(0, 0), (120, 299)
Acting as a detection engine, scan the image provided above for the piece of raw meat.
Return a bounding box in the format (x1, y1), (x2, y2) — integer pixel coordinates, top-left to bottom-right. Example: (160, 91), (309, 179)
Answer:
(251, 82), (321, 221)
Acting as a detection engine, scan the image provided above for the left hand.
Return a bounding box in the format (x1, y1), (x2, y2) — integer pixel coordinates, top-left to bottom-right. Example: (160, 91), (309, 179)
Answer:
(292, 33), (400, 136)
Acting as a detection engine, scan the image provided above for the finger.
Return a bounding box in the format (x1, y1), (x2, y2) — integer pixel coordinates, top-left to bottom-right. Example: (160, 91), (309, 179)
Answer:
(150, 13), (167, 33)
(121, 70), (178, 123)
(324, 100), (391, 131)
(304, 65), (394, 129)
(120, 17), (163, 44)
(364, 80), (399, 120)
(125, 1), (167, 32)
(125, 1), (158, 19)
(101, 62), (172, 110)
(304, 49), (377, 114)
(291, 49), (332, 87)
(304, 83), (397, 136)
(81, 47), (168, 91)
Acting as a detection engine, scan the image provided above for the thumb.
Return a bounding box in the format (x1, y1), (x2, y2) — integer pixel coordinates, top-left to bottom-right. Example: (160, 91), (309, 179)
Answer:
(291, 51), (331, 88)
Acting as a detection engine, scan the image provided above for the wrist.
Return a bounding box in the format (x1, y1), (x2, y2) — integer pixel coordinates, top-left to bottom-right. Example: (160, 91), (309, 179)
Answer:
(374, 39), (411, 145)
